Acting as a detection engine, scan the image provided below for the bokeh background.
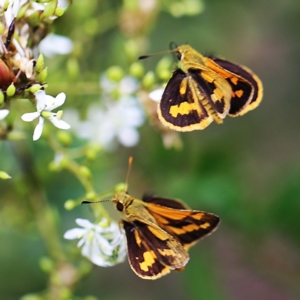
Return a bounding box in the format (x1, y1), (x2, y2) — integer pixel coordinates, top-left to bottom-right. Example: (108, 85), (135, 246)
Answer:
(1, 0), (300, 299)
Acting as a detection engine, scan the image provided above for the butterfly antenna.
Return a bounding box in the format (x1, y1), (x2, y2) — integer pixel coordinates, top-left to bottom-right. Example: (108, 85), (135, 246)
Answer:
(138, 48), (178, 60)
(125, 156), (134, 193)
(82, 199), (111, 205)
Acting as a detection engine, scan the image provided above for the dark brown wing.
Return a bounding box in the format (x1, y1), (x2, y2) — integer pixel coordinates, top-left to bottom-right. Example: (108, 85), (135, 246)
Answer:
(122, 220), (188, 280)
(157, 69), (213, 131)
(207, 57), (263, 116)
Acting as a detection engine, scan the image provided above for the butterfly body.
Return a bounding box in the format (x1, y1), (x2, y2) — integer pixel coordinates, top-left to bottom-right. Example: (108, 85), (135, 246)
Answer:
(156, 44), (263, 131)
(112, 191), (220, 279)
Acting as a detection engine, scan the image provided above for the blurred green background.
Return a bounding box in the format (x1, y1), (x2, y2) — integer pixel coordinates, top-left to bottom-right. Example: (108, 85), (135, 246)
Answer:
(1, 0), (300, 299)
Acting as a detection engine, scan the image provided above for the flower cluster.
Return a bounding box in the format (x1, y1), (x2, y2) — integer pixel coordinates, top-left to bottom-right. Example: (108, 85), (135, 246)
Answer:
(65, 74), (144, 150)
(64, 218), (127, 267)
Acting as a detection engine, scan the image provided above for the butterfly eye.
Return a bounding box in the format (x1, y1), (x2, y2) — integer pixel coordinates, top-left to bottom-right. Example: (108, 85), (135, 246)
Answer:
(176, 51), (182, 60)
(116, 201), (124, 212)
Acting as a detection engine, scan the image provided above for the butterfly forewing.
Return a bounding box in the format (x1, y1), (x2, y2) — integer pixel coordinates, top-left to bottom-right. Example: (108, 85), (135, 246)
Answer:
(142, 195), (188, 209)
(158, 66), (233, 132)
(145, 197), (220, 249)
(158, 69), (213, 131)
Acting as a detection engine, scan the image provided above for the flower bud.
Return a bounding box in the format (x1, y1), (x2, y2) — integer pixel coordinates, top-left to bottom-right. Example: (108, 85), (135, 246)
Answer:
(0, 171), (11, 180)
(86, 192), (96, 200)
(142, 71), (155, 88)
(36, 67), (48, 82)
(64, 199), (77, 210)
(36, 54), (44, 72)
(43, 1), (57, 17)
(6, 83), (16, 97)
(129, 61), (144, 78)
(55, 6), (65, 17)
(28, 84), (42, 93)
(80, 166), (91, 179)
(106, 66), (124, 82)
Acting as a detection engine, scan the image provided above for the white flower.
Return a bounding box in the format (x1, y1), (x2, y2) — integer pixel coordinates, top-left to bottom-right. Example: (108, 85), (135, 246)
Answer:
(0, 109), (9, 120)
(64, 218), (127, 267)
(39, 34), (74, 58)
(1, 0), (28, 27)
(149, 88), (164, 102)
(100, 75), (139, 96)
(21, 90), (70, 141)
(71, 97), (144, 149)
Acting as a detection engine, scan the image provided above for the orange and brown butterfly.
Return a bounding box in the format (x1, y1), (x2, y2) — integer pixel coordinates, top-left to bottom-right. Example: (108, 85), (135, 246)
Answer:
(139, 43), (263, 132)
(111, 157), (220, 279)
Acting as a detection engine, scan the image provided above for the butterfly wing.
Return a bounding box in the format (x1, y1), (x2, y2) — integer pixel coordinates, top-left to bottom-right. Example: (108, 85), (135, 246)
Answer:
(122, 219), (189, 280)
(158, 69), (214, 131)
(145, 196), (220, 250)
(206, 57), (263, 116)
(142, 195), (189, 209)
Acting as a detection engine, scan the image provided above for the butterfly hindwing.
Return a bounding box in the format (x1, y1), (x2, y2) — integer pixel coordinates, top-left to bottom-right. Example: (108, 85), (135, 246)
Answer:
(122, 219), (189, 279)
(207, 57), (263, 116)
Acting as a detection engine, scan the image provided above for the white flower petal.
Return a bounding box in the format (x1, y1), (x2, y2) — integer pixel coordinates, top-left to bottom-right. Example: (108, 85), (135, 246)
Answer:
(75, 218), (95, 229)
(35, 90), (46, 112)
(64, 228), (86, 240)
(33, 117), (44, 141)
(53, 93), (66, 109)
(49, 117), (71, 129)
(117, 127), (139, 147)
(119, 76), (139, 94)
(0, 109), (9, 120)
(149, 88), (164, 102)
(21, 112), (40, 122)
(39, 34), (74, 58)
(58, 0), (69, 9)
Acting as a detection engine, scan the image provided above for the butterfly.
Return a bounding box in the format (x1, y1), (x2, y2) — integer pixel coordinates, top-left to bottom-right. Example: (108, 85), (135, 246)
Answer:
(111, 158), (220, 279)
(139, 44), (263, 132)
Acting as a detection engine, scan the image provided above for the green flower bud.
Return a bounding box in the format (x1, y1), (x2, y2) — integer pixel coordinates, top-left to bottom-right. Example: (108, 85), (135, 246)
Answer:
(43, 1), (57, 17)
(0, 91), (4, 105)
(106, 66), (124, 82)
(57, 131), (72, 146)
(36, 54), (44, 72)
(0, 171), (11, 180)
(184, 0), (204, 16)
(85, 145), (101, 160)
(6, 83), (16, 97)
(3, 0), (10, 10)
(55, 6), (65, 17)
(48, 161), (61, 172)
(142, 71), (155, 88)
(17, 3), (29, 19)
(64, 199), (77, 210)
(129, 61), (144, 78)
(39, 257), (54, 273)
(0, 22), (4, 35)
(28, 84), (42, 93)
(80, 166), (91, 179)
(86, 192), (96, 200)
(67, 58), (79, 80)
(36, 67), (48, 82)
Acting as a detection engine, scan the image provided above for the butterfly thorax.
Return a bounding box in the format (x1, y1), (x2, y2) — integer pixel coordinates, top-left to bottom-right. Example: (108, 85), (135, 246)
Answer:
(176, 45), (206, 72)
(112, 191), (158, 224)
